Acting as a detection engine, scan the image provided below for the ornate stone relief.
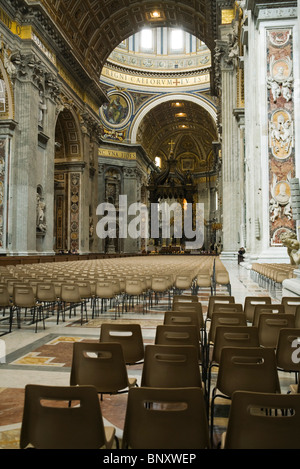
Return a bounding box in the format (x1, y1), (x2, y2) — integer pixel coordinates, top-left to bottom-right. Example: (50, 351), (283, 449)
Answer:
(267, 55), (293, 103)
(267, 28), (296, 246)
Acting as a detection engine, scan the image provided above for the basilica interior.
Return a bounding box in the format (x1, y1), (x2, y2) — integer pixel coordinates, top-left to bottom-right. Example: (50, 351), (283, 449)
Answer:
(0, 0), (300, 452)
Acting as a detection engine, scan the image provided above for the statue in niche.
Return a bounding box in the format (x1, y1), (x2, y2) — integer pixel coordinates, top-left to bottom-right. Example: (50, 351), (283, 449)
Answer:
(38, 89), (47, 128)
(89, 216), (94, 239)
(280, 232), (300, 265)
(36, 193), (47, 233)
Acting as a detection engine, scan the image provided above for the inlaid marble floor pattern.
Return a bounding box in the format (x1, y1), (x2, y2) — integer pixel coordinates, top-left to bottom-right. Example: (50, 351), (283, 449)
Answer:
(0, 261), (296, 449)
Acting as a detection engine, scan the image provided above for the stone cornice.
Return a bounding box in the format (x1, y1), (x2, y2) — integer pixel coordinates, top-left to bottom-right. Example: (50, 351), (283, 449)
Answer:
(245, 0), (297, 17)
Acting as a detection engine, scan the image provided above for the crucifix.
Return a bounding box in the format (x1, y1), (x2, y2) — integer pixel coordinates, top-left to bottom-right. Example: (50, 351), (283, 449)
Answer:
(168, 140), (175, 152)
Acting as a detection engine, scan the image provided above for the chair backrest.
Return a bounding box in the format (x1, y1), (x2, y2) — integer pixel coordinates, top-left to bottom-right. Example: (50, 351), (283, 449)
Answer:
(13, 285), (36, 307)
(20, 384), (113, 449)
(36, 283), (56, 302)
(175, 275), (192, 290)
(61, 284), (81, 303)
(170, 303), (204, 328)
(155, 325), (201, 360)
(208, 312), (247, 344)
(76, 281), (92, 298)
(224, 390), (300, 449)
(100, 323), (144, 364)
(70, 341), (130, 393)
(141, 344), (202, 388)
(122, 387), (209, 449)
(212, 303), (243, 313)
(258, 313), (295, 348)
(207, 295), (235, 320)
(151, 276), (168, 292)
(173, 295), (198, 304)
(276, 328), (300, 372)
(164, 310), (200, 334)
(212, 325), (260, 364)
(244, 296), (272, 323)
(215, 270), (230, 284)
(125, 279), (143, 296)
(216, 347), (281, 397)
(253, 304), (285, 327)
(0, 285), (10, 306)
(197, 271), (212, 287)
(281, 296), (300, 315)
(96, 281), (115, 298)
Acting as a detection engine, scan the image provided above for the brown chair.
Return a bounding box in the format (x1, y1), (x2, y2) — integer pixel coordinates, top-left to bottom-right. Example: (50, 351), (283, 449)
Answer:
(0, 284), (13, 333)
(195, 270), (213, 295)
(222, 390), (300, 449)
(122, 387), (210, 449)
(36, 283), (59, 322)
(276, 328), (300, 382)
(244, 296), (272, 323)
(173, 294), (198, 304)
(210, 346), (281, 445)
(141, 344), (203, 389)
(20, 384), (117, 449)
(151, 276), (172, 309)
(70, 342), (137, 397)
(60, 283), (85, 325)
(257, 313), (295, 348)
(206, 295), (235, 327)
(252, 303), (285, 327)
(207, 325), (260, 402)
(281, 296), (300, 315)
(172, 301), (204, 329)
(214, 270), (231, 295)
(207, 311), (247, 347)
(94, 280), (118, 317)
(13, 285), (44, 333)
(99, 323), (144, 365)
(155, 324), (201, 362)
(124, 278), (147, 314)
(164, 310), (201, 335)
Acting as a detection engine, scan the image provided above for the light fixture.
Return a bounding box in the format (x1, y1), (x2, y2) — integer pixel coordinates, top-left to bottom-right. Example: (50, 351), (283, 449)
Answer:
(145, 10), (165, 21)
(175, 112), (187, 118)
(150, 10), (161, 18)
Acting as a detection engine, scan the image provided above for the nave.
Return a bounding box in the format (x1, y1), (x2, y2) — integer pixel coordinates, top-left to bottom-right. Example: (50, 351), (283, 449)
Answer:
(0, 256), (298, 450)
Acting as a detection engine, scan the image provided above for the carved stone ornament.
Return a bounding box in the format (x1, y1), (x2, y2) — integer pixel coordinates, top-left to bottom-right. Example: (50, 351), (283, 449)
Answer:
(267, 55), (293, 103)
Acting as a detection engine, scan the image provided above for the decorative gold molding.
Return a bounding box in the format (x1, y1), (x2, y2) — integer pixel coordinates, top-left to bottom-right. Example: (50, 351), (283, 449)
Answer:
(221, 9), (234, 25)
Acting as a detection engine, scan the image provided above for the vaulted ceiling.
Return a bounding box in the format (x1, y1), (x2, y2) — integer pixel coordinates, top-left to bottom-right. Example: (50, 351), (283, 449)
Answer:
(136, 99), (218, 171)
(32, 0), (217, 80)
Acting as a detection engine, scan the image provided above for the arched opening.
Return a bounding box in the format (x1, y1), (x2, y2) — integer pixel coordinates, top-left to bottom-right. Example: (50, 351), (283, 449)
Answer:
(54, 108), (83, 253)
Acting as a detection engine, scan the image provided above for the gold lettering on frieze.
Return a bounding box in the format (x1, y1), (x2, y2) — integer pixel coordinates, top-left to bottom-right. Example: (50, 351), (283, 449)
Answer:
(101, 67), (210, 88)
(98, 148), (136, 160)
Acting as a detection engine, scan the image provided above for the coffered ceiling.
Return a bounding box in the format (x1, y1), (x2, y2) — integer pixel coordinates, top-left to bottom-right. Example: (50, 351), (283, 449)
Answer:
(136, 99), (218, 171)
(28, 0), (217, 79)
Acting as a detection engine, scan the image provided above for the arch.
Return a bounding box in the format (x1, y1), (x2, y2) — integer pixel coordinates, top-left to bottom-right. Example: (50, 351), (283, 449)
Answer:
(55, 107), (82, 160)
(129, 93), (217, 144)
(81, 1), (214, 76)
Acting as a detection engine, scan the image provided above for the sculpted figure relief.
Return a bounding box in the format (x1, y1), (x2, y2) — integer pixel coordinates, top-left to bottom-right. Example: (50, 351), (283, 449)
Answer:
(280, 232), (300, 265)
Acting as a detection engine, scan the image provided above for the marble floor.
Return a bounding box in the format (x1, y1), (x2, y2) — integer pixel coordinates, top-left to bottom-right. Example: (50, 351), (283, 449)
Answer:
(0, 259), (295, 450)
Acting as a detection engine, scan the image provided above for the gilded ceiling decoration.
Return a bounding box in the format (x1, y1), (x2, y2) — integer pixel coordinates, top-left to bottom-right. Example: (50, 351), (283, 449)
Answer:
(32, 0), (216, 79)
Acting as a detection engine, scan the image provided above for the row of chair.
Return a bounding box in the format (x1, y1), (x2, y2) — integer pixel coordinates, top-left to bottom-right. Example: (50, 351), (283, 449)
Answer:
(0, 256), (232, 333)
(251, 262), (296, 290)
(20, 329), (300, 449)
